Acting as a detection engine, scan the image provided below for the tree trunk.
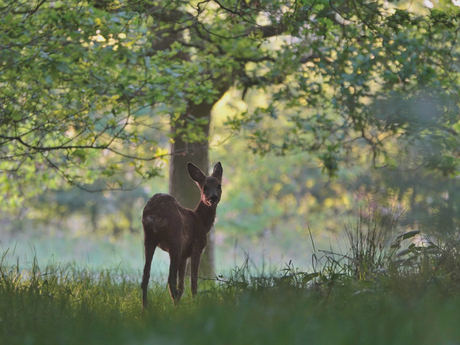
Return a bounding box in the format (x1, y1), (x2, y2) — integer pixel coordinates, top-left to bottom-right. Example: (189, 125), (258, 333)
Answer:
(169, 101), (216, 278)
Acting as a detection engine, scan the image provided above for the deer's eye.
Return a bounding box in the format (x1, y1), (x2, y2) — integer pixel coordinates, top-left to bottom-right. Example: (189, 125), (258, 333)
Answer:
(203, 186), (208, 191)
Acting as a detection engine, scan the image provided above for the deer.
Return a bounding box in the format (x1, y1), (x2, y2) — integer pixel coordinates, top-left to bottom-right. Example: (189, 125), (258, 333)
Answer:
(141, 162), (223, 309)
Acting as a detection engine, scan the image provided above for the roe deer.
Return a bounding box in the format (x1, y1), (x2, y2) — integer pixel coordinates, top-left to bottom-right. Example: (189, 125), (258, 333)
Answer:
(141, 162), (223, 309)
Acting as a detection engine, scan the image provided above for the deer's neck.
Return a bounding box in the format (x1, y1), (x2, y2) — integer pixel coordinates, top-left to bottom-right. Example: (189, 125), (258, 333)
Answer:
(194, 201), (217, 233)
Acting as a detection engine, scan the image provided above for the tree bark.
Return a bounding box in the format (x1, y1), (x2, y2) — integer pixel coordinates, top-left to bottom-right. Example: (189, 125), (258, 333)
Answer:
(169, 101), (216, 278)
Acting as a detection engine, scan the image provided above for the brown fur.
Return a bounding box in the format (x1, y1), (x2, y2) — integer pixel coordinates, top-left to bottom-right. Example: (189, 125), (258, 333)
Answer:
(141, 162), (223, 308)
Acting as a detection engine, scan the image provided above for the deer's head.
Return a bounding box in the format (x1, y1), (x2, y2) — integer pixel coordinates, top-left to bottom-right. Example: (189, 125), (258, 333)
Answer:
(188, 162), (223, 207)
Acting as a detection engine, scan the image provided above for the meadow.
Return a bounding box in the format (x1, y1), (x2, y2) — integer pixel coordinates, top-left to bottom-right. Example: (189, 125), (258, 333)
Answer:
(2, 229), (460, 345)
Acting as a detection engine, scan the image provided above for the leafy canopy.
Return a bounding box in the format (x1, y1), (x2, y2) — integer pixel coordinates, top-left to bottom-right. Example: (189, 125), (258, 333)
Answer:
(1, 0), (460, 208)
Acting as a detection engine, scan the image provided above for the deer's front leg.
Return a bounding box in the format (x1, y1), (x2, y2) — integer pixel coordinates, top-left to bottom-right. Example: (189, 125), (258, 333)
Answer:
(177, 257), (187, 300)
(190, 250), (202, 297)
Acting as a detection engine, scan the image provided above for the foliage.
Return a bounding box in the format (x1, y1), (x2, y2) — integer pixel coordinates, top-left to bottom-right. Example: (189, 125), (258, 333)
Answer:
(214, 139), (358, 238)
(2, 0), (460, 210)
(220, 0), (460, 176)
(0, 0), (213, 207)
(353, 136), (460, 239)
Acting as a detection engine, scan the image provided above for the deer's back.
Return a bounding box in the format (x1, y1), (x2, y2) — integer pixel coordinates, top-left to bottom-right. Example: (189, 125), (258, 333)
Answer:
(142, 193), (183, 223)
(142, 193), (203, 253)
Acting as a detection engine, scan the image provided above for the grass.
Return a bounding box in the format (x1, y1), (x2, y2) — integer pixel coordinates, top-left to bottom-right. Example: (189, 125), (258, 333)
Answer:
(2, 239), (460, 345)
(2, 204), (460, 345)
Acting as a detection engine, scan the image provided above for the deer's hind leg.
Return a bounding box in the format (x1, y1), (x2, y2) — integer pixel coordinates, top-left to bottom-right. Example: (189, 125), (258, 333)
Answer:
(141, 224), (159, 309)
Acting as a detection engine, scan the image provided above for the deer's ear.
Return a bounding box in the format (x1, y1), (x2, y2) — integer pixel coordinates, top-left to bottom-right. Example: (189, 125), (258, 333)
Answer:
(211, 162), (223, 182)
(188, 162), (206, 184)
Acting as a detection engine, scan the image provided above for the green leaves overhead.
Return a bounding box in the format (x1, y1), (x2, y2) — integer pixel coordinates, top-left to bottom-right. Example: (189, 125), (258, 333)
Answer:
(0, 0), (219, 204)
(1, 0), (460, 208)
(218, 0), (460, 175)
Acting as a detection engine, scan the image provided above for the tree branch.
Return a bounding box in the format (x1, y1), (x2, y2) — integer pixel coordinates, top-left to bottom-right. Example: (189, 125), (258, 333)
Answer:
(245, 23), (288, 38)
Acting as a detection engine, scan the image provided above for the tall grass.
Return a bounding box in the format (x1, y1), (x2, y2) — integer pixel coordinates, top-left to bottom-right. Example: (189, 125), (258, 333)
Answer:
(2, 244), (460, 345)
(2, 206), (460, 345)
